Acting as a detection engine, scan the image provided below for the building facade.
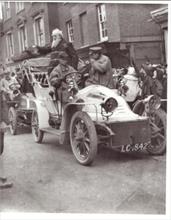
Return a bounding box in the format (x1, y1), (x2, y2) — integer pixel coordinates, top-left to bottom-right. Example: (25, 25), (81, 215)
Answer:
(0, 2), (168, 72)
(56, 3), (167, 68)
(0, 2), (59, 71)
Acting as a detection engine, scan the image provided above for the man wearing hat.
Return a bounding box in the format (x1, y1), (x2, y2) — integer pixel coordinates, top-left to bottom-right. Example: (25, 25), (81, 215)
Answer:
(49, 51), (77, 103)
(36, 28), (78, 74)
(87, 47), (115, 89)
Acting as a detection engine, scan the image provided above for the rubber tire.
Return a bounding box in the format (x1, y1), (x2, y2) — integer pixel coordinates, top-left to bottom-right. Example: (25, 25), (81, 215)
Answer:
(8, 107), (17, 135)
(147, 108), (166, 155)
(31, 111), (44, 143)
(70, 111), (98, 166)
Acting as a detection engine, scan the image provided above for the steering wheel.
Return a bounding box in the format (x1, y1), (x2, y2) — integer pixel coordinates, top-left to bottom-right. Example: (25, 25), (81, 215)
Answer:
(64, 71), (82, 84)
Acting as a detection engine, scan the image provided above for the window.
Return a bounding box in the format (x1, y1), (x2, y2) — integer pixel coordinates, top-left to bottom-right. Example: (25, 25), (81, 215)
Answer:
(6, 32), (14, 58)
(18, 24), (28, 52)
(3, 2), (11, 20)
(16, 2), (24, 13)
(66, 20), (74, 42)
(80, 12), (89, 46)
(97, 4), (108, 41)
(33, 16), (45, 46)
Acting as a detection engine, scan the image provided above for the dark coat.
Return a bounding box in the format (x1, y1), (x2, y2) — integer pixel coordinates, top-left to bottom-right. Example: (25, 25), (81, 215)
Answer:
(87, 54), (115, 89)
(49, 64), (76, 103)
(38, 39), (79, 73)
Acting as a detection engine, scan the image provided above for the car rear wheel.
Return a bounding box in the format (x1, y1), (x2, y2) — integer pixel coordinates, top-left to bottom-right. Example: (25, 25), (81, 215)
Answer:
(31, 111), (44, 143)
(8, 107), (17, 135)
(146, 108), (166, 155)
(70, 111), (97, 166)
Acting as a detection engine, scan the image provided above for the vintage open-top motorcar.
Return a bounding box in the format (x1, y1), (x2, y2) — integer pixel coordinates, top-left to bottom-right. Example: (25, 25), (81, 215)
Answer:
(19, 56), (163, 166)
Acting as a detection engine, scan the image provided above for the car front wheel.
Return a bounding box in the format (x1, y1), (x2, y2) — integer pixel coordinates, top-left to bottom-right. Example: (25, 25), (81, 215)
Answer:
(70, 111), (98, 166)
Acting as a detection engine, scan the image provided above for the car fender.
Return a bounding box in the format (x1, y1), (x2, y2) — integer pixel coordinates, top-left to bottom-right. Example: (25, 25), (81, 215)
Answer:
(31, 99), (49, 129)
(59, 103), (83, 145)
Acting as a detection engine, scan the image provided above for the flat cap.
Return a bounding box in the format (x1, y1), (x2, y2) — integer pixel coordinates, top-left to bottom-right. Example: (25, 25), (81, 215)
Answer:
(89, 46), (102, 52)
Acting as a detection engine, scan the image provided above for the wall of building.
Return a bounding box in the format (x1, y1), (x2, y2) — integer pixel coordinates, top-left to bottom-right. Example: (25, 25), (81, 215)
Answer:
(56, 3), (101, 49)
(47, 3), (60, 36)
(116, 4), (167, 66)
(105, 4), (121, 42)
(0, 2), (53, 66)
(118, 4), (163, 41)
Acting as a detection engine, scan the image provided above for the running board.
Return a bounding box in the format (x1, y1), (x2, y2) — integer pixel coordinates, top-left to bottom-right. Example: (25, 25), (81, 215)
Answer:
(41, 127), (67, 136)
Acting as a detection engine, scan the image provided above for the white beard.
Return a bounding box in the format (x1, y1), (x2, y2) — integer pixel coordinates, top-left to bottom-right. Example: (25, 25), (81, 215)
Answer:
(51, 38), (61, 49)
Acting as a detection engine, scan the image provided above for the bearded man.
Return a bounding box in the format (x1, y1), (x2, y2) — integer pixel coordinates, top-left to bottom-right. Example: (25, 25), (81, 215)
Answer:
(37, 28), (78, 75)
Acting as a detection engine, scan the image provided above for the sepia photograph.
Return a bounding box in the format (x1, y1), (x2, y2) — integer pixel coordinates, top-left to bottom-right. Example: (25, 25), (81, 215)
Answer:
(0, 1), (170, 220)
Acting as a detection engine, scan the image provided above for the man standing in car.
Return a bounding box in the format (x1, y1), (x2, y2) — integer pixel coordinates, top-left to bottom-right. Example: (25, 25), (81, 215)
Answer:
(37, 28), (79, 75)
(87, 47), (115, 89)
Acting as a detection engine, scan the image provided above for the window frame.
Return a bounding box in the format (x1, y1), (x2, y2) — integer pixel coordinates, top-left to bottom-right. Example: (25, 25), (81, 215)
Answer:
(97, 4), (108, 41)
(33, 15), (45, 46)
(6, 32), (14, 58)
(18, 24), (28, 52)
(3, 1), (11, 20)
(66, 20), (74, 43)
(15, 2), (24, 13)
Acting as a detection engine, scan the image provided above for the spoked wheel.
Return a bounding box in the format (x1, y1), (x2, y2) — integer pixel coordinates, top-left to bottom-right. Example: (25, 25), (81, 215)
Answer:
(8, 107), (17, 135)
(147, 108), (166, 155)
(70, 111), (97, 166)
(31, 111), (44, 143)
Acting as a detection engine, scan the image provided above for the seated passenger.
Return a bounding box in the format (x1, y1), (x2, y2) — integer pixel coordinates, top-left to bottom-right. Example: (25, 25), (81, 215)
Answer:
(49, 51), (77, 103)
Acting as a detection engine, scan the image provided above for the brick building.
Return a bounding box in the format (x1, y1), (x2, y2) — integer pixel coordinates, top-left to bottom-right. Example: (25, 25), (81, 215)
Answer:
(0, 2), (59, 71)
(0, 2), (168, 72)
(56, 3), (167, 68)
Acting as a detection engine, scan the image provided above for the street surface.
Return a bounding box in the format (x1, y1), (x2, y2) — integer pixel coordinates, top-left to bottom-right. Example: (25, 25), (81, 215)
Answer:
(0, 128), (166, 214)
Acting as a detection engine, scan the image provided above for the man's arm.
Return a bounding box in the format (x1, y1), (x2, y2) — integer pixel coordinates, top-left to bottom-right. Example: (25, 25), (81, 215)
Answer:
(37, 44), (52, 55)
(91, 56), (110, 74)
